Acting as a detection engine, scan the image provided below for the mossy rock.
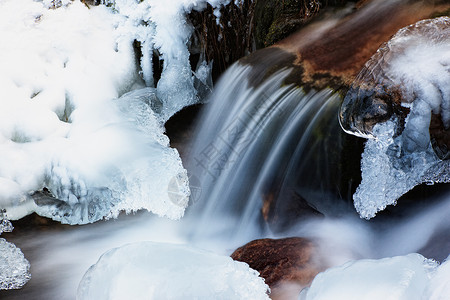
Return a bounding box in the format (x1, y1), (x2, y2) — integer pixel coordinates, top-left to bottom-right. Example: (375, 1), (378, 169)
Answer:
(254, 0), (353, 49)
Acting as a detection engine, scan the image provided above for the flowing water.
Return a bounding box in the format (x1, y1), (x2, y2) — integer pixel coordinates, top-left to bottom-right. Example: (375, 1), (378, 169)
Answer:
(1, 1), (450, 299)
(2, 60), (450, 299)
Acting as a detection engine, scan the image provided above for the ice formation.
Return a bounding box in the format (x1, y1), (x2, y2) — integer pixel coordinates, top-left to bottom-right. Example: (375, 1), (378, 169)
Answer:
(0, 239), (32, 290)
(353, 121), (441, 219)
(0, 213), (31, 290)
(339, 17), (450, 218)
(425, 255), (450, 300)
(0, 0), (237, 224)
(77, 241), (270, 299)
(300, 253), (439, 300)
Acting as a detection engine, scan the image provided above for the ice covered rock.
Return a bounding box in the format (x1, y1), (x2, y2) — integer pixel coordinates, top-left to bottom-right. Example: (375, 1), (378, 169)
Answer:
(77, 242), (270, 300)
(300, 253), (438, 300)
(340, 16), (450, 149)
(0, 0), (190, 224)
(339, 17), (450, 218)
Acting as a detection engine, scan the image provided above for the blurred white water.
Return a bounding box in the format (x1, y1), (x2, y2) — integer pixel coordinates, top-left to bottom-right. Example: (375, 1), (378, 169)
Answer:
(1, 63), (449, 299)
(1, 1), (450, 298)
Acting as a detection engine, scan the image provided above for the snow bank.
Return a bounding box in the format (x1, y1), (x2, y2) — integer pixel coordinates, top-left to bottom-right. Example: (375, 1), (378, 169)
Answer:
(0, 0), (193, 224)
(340, 17), (450, 218)
(77, 241), (270, 300)
(300, 253), (438, 300)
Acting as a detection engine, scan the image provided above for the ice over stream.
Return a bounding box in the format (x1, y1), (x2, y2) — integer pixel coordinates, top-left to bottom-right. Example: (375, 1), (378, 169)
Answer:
(347, 17), (450, 219)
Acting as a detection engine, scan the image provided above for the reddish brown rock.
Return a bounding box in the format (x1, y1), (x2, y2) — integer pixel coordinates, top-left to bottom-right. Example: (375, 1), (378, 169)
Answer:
(242, 0), (450, 92)
(231, 237), (324, 300)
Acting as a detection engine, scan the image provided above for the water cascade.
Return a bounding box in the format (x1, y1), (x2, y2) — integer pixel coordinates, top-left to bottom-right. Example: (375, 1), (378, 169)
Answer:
(1, 0), (450, 299)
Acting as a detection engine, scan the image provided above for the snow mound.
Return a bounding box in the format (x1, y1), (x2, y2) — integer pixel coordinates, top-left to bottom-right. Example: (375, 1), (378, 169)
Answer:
(77, 242), (270, 300)
(300, 253), (438, 300)
(425, 255), (450, 300)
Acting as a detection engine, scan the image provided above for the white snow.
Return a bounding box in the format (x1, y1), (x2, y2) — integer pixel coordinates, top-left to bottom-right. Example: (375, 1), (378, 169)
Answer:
(384, 17), (450, 153)
(0, 0), (217, 224)
(111, 0), (231, 119)
(77, 241), (270, 300)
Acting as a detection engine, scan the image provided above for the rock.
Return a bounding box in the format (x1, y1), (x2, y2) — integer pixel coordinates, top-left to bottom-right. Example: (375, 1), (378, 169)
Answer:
(231, 237), (324, 300)
(243, 0), (450, 92)
(188, 1), (256, 82)
(340, 17), (450, 158)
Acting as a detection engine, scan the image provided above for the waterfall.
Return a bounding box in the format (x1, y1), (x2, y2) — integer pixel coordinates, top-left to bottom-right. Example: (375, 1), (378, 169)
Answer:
(2, 0), (450, 299)
(2, 51), (450, 300)
(186, 63), (362, 241)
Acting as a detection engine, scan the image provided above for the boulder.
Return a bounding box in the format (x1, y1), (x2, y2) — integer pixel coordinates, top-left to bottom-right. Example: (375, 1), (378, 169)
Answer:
(231, 237), (324, 299)
(242, 0), (450, 92)
(339, 17), (450, 159)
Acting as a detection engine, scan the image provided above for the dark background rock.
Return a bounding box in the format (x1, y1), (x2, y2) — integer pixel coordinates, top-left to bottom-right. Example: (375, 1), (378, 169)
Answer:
(253, 0), (354, 49)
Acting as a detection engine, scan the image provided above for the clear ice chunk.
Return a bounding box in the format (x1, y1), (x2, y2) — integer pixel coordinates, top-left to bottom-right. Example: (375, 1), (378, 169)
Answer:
(354, 121), (441, 219)
(0, 238), (31, 290)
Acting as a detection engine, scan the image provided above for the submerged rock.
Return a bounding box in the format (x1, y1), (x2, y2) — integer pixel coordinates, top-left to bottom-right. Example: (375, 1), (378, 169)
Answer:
(231, 237), (323, 299)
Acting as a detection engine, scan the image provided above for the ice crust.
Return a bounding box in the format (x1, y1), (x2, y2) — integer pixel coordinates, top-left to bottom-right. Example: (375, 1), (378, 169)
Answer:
(425, 255), (450, 300)
(348, 17), (450, 218)
(0, 213), (31, 290)
(77, 241), (270, 300)
(300, 253), (441, 300)
(0, 238), (32, 290)
(0, 0), (208, 224)
(354, 121), (441, 219)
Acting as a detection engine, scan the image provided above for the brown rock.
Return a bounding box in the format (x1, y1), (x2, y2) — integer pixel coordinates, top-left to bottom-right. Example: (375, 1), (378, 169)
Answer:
(231, 237), (324, 300)
(241, 0), (450, 92)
